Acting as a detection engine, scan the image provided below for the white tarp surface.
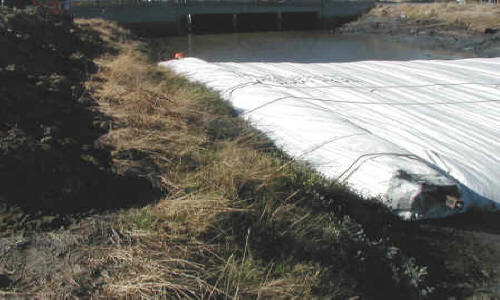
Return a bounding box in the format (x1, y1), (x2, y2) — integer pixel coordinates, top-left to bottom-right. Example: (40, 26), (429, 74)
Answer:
(160, 57), (500, 219)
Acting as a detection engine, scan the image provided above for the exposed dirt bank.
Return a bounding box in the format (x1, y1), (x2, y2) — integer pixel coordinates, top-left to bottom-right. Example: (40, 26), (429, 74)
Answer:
(0, 9), (499, 298)
(0, 10), (158, 221)
(339, 3), (500, 57)
(0, 10), (159, 296)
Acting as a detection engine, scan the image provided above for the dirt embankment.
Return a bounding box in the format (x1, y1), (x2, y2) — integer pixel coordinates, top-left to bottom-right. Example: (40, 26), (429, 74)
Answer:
(0, 11), (159, 296)
(339, 3), (500, 57)
(0, 10), (158, 229)
(1, 9), (499, 299)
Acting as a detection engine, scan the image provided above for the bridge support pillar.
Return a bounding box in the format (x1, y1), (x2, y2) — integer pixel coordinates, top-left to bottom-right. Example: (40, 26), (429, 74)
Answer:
(232, 14), (237, 32)
(187, 13), (192, 33)
(277, 11), (282, 31)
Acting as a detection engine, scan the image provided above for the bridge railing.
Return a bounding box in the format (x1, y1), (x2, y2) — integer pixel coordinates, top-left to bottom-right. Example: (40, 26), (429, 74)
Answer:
(180, 0), (322, 6)
(69, 0), (177, 8)
(70, 0), (325, 8)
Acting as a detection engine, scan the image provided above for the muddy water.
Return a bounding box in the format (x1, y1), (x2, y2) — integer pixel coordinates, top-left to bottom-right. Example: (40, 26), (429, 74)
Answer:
(166, 31), (472, 63)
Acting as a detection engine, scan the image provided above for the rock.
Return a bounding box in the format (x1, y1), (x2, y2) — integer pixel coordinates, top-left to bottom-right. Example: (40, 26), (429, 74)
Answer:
(485, 28), (498, 35)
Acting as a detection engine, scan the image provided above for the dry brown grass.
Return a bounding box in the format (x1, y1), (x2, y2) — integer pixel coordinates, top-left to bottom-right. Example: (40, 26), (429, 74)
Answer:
(1, 15), (488, 299)
(75, 18), (435, 298)
(75, 18), (131, 46)
(88, 236), (218, 298)
(75, 19), (322, 298)
(71, 15), (470, 298)
(0, 16), (438, 299)
(371, 3), (500, 32)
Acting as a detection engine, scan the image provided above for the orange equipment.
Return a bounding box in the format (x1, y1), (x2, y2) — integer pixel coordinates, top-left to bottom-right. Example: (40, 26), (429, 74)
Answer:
(173, 52), (185, 59)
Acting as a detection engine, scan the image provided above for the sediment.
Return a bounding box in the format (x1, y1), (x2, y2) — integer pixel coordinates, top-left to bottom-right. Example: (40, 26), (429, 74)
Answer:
(338, 3), (500, 57)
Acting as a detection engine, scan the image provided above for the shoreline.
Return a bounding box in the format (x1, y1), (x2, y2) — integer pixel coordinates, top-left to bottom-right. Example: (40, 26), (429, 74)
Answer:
(338, 3), (500, 58)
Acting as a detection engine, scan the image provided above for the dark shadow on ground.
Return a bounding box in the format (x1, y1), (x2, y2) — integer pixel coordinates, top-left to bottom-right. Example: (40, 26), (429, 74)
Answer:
(196, 105), (496, 299)
(421, 210), (500, 235)
(0, 11), (160, 233)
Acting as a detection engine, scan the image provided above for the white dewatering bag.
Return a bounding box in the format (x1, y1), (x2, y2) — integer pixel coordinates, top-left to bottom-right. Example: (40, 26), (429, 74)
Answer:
(160, 57), (500, 219)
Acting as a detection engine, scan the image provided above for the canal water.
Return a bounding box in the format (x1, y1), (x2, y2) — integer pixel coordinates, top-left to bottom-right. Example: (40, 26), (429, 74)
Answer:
(165, 31), (471, 63)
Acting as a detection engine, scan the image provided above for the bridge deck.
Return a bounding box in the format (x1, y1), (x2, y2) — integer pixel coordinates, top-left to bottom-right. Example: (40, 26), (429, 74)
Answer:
(70, 0), (373, 34)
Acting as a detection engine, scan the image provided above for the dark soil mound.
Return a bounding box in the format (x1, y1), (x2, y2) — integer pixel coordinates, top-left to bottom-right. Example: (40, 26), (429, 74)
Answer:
(0, 10), (157, 221)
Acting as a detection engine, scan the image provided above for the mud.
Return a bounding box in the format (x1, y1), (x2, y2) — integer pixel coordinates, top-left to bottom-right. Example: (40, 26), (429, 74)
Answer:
(0, 11), (158, 221)
(0, 10), (159, 296)
(338, 8), (500, 58)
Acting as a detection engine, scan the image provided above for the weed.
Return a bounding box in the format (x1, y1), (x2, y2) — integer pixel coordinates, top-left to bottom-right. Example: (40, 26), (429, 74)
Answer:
(119, 208), (159, 232)
(4, 14), (491, 299)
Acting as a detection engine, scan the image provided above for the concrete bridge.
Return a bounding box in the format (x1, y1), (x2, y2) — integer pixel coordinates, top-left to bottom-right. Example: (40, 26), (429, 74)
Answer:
(70, 0), (374, 35)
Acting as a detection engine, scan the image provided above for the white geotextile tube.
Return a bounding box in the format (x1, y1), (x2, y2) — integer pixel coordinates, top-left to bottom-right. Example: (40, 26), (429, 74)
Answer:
(160, 57), (500, 219)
